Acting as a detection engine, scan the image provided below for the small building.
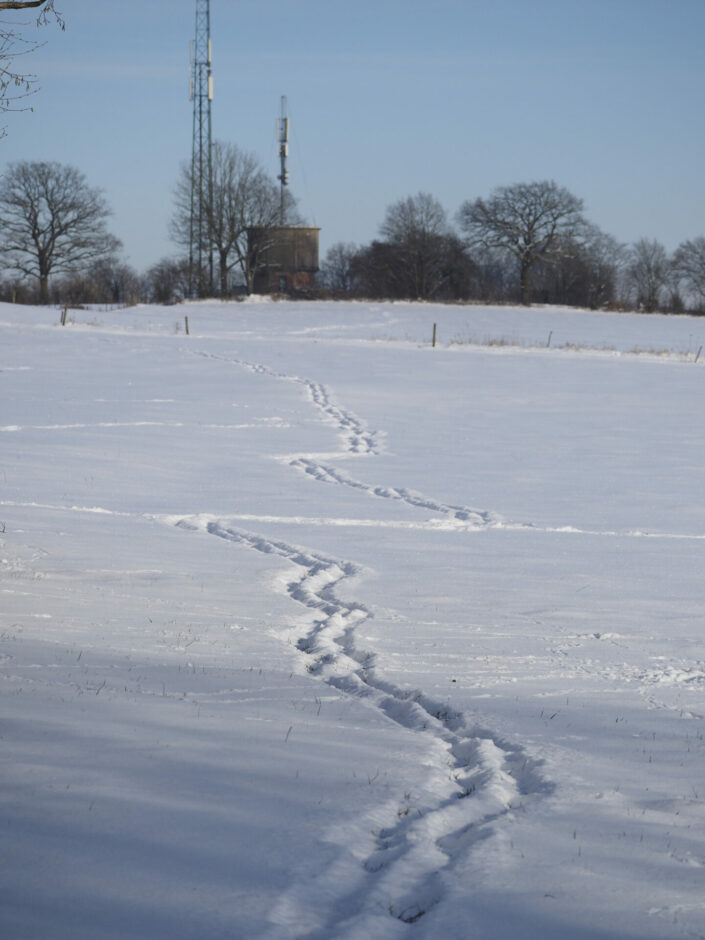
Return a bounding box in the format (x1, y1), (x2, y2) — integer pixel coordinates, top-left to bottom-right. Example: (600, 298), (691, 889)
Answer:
(247, 226), (320, 294)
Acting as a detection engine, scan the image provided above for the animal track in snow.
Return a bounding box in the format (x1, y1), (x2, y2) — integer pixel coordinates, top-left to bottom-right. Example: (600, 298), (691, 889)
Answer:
(171, 514), (549, 934)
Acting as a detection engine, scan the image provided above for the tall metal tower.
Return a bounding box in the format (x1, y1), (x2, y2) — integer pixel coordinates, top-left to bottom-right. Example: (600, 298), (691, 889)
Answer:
(277, 96), (290, 226)
(189, 0), (213, 297)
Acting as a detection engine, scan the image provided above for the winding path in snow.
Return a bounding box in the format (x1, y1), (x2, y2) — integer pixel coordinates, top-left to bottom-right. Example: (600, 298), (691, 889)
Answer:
(170, 514), (547, 933)
(172, 350), (553, 931)
(7, 344), (698, 931)
(193, 350), (381, 457)
(190, 350), (500, 530)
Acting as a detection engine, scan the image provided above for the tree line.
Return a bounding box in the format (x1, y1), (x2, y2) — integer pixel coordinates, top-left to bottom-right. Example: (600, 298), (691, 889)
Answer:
(1, 5), (702, 313)
(320, 186), (705, 313)
(1, 155), (704, 314)
(0, 147), (297, 306)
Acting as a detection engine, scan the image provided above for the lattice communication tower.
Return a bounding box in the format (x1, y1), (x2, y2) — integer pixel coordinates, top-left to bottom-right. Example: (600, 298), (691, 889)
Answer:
(277, 96), (290, 226)
(189, 0), (213, 296)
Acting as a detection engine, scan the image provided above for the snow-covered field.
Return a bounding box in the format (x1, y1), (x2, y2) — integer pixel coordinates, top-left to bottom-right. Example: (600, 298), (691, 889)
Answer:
(2, 299), (704, 939)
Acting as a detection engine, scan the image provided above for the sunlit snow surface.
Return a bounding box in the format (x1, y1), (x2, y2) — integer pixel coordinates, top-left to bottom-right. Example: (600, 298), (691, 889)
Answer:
(2, 300), (704, 939)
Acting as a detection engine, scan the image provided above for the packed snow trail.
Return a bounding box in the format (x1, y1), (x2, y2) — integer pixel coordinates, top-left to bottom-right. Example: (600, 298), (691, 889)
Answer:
(171, 515), (547, 935)
(186, 348), (705, 543)
(189, 350), (506, 530)
(180, 345), (551, 933)
(49, 338), (698, 935)
(288, 458), (498, 529)
(191, 351), (381, 456)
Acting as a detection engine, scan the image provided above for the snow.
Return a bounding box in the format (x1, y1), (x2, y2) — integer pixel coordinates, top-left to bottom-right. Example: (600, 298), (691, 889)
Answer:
(1, 299), (704, 939)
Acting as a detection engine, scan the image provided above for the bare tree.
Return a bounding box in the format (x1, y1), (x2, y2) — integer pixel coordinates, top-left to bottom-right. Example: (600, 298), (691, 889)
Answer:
(673, 237), (705, 310)
(0, 161), (121, 304)
(624, 238), (671, 312)
(171, 140), (299, 296)
(348, 241), (398, 299)
(320, 242), (360, 294)
(55, 256), (140, 307)
(579, 227), (626, 309)
(142, 257), (191, 305)
(380, 192), (448, 244)
(378, 192), (454, 299)
(457, 180), (587, 305)
(530, 225), (626, 309)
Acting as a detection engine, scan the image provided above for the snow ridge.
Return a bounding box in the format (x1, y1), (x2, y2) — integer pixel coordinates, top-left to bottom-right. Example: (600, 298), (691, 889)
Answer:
(173, 515), (548, 936)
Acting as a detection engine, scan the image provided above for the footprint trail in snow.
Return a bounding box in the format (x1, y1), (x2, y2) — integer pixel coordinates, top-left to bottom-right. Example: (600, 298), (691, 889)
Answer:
(289, 457), (497, 529)
(173, 349), (549, 932)
(191, 350), (499, 530)
(171, 515), (547, 935)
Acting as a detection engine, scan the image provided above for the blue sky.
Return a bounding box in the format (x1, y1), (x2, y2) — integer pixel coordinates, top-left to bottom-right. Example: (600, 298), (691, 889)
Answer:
(3, 0), (704, 272)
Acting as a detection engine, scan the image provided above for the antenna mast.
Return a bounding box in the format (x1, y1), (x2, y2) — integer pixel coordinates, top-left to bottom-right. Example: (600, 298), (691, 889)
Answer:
(189, 0), (214, 297)
(277, 96), (289, 226)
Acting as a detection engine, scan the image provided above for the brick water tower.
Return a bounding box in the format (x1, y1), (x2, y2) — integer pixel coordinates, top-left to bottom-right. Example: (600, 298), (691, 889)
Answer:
(248, 226), (320, 294)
